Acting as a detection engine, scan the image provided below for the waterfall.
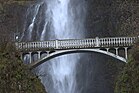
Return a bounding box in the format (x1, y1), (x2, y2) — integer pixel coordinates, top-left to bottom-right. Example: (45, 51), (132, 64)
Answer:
(40, 0), (86, 93)
(22, 0), (86, 93)
(19, 0), (123, 92)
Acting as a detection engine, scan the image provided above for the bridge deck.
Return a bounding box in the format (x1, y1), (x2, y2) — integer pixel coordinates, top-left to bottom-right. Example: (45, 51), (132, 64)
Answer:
(16, 36), (137, 52)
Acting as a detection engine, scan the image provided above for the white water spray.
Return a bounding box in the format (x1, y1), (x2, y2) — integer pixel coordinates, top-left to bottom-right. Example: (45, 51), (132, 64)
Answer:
(28, 4), (41, 40)
(39, 0), (86, 93)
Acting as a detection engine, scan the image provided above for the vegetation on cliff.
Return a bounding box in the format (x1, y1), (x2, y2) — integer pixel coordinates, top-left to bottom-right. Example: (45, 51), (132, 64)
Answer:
(0, 1), (46, 92)
(0, 0), (33, 16)
(115, 41), (139, 93)
(0, 0), (36, 39)
(114, 0), (139, 92)
(0, 42), (46, 93)
(113, 0), (139, 36)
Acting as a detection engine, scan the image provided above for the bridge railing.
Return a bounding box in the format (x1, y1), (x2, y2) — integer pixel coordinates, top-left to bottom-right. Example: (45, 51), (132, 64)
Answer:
(16, 36), (138, 51)
(56, 37), (137, 49)
(57, 38), (96, 49)
(99, 37), (137, 47)
(16, 40), (56, 51)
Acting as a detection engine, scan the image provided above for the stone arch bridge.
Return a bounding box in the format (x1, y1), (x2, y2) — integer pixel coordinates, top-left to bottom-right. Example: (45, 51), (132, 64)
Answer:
(16, 36), (138, 69)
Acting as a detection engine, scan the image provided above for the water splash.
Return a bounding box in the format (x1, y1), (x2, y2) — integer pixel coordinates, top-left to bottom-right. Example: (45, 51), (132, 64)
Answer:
(40, 21), (48, 41)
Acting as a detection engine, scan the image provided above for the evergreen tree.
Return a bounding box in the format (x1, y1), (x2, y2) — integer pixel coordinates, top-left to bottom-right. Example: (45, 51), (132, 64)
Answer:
(0, 42), (46, 93)
(115, 42), (139, 93)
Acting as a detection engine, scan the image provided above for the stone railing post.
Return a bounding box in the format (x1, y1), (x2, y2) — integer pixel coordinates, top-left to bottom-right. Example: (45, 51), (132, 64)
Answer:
(38, 51), (41, 59)
(29, 52), (32, 64)
(55, 40), (59, 49)
(115, 48), (118, 55)
(95, 37), (100, 47)
(125, 47), (128, 59)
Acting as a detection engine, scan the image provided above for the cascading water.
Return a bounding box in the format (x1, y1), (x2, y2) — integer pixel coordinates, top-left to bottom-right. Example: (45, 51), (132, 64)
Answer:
(22, 0), (87, 93)
(40, 0), (86, 93)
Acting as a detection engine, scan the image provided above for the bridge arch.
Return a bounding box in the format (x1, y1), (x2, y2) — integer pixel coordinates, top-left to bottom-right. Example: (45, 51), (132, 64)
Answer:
(29, 49), (127, 69)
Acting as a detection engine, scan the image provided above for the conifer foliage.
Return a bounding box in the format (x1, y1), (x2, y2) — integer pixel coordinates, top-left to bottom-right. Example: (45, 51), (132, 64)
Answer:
(115, 42), (139, 93)
(0, 42), (46, 93)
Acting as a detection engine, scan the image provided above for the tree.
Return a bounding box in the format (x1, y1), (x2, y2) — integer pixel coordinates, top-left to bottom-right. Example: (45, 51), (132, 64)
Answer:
(115, 41), (139, 93)
(0, 42), (46, 93)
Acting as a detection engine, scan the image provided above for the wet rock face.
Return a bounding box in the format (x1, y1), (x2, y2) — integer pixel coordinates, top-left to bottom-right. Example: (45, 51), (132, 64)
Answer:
(0, 3), (29, 42)
(85, 0), (117, 38)
(76, 53), (124, 93)
(75, 0), (124, 93)
(2, 0), (117, 39)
